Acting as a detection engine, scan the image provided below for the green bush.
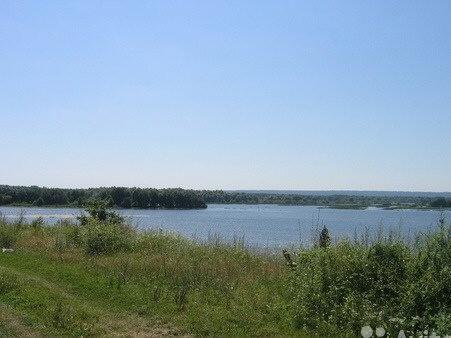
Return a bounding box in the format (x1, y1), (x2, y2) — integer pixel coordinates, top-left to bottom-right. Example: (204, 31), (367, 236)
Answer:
(81, 220), (135, 255)
(365, 242), (409, 308)
(77, 200), (124, 225)
(64, 225), (82, 247)
(292, 242), (370, 335)
(63, 201), (136, 255)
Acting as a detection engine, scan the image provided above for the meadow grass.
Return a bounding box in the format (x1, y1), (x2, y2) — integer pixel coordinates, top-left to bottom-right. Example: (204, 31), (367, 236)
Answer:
(0, 212), (449, 337)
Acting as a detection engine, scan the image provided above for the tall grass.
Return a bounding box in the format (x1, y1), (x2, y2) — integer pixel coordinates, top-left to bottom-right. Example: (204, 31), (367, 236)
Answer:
(0, 225), (18, 249)
(292, 220), (450, 336)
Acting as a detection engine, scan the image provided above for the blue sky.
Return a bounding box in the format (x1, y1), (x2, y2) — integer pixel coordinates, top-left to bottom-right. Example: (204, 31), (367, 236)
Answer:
(1, 1), (450, 191)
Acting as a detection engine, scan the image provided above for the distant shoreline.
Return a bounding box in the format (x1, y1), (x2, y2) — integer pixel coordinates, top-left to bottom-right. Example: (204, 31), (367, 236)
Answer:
(229, 189), (451, 198)
(1, 185), (451, 211)
(1, 202), (449, 212)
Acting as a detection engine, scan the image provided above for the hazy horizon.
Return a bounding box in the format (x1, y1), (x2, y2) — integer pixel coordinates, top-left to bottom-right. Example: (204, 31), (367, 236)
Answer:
(2, 1), (451, 191)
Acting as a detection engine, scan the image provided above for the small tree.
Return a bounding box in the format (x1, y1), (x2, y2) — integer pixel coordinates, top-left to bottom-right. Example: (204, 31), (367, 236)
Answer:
(77, 200), (124, 225)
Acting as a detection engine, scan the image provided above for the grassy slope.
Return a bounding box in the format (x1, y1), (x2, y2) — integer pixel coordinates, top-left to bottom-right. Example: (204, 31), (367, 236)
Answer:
(0, 226), (301, 337)
(0, 251), (185, 336)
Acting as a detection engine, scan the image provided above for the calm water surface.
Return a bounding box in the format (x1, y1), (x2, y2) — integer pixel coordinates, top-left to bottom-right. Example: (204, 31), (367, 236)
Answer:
(0, 204), (447, 248)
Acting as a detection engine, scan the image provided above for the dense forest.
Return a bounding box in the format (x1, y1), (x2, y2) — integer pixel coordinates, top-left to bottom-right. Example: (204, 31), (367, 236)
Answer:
(1, 185), (450, 209)
(0, 185), (206, 209)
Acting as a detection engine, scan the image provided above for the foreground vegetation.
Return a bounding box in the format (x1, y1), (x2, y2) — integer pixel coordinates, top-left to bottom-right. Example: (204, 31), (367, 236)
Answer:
(0, 207), (449, 337)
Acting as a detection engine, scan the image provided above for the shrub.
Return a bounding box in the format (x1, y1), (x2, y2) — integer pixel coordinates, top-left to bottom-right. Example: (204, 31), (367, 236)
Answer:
(292, 242), (369, 335)
(364, 242), (409, 309)
(65, 225), (82, 247)
(77, 200), (124, 225)
(81, 220), (135, 255)
(71, 200), (134, 255)
(291, 222), (451, 336)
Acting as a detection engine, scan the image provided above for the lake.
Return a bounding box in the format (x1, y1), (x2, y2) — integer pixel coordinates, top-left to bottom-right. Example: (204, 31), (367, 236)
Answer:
(0, 204), (447, 248)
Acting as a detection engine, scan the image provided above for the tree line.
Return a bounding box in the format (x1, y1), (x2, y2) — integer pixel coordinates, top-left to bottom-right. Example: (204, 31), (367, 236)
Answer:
(1, 185), (449, 209)
(0, 185), (207, 209)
